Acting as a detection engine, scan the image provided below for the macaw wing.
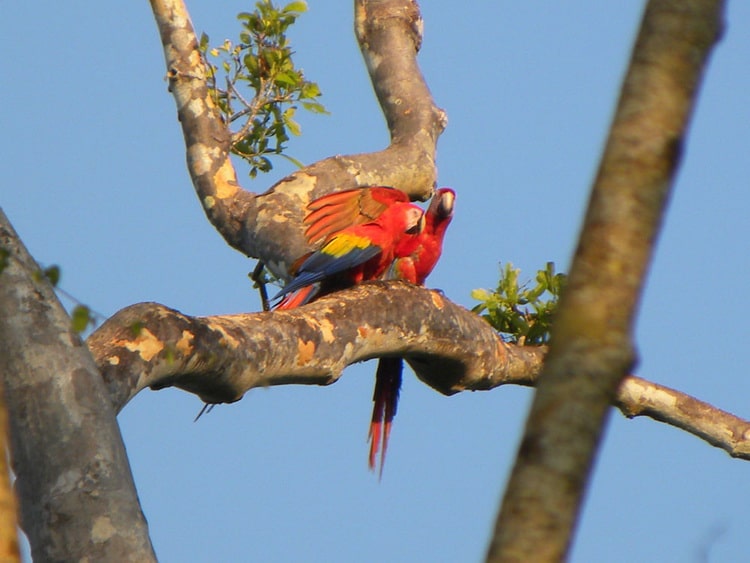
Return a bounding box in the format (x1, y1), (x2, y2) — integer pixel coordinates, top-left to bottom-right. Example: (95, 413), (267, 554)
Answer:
(304, 186), (410, 244)
(273, 235), (383, 301)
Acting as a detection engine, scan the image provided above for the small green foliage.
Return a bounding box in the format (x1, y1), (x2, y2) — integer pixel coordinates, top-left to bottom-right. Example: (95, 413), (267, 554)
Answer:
(43, 265), (61, 287)
(71, 305), (95, 334)
(200, 1), (328, 177)
(472, 262), (566, 345)
(32, 264), (62, 286)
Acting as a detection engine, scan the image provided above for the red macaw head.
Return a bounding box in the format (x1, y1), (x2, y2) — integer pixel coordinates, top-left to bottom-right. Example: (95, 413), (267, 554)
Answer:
(427, 187), (455, 232)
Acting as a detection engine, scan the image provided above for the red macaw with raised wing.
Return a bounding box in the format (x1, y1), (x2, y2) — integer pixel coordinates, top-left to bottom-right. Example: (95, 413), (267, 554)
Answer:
(298, 186), (456, 476)
(273, 199), (425, 310)
(303, 186), (412, 246)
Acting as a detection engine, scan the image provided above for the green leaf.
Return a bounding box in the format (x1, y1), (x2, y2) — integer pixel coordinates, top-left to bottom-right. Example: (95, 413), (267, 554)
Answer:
(71, 305), (92, 334)
(283, 1), (308, 14)
(44, 265), (61, 287)
(199, 32), (210, 51)
(278, 153), (305, 169)
(205, 1), (326, 177)
(282, 107), (299, 135)
(472, 262), (567, 345)
(300, 81), (321, 99)
(274, 70), (299, 87)
(471, 288), (492, 301)
(301, 101), (329, 114)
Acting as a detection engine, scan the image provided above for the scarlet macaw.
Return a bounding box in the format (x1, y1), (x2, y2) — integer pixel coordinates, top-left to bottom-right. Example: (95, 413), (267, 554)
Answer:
(273, 198), (426, 309)
(368, 188), (455, 476)
(296, 186), (456, 476)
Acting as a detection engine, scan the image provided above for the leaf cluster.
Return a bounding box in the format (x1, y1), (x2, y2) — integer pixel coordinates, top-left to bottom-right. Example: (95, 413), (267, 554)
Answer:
(199, 1), (327, 177)
(471, 262), (566, 346)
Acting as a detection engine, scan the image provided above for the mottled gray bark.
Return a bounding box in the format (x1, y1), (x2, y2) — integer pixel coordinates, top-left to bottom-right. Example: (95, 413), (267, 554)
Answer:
(85, 284), (750, 462)
(0, 209), (156, 562)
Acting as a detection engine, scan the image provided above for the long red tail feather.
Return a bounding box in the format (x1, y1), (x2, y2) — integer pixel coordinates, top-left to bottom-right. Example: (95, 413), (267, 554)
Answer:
(368, 357), (403, 478)
(274, 284), (318, 310)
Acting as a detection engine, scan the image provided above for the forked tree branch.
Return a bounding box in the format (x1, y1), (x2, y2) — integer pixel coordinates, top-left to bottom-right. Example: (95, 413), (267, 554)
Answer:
(86, 284), (750, 462)
(149, 0), (445, 277)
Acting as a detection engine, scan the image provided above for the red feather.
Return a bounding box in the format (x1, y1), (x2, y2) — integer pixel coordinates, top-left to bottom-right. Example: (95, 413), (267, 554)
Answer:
(304, 186), (410, 245)
(273, 198), (425, 307)
(367, 187), (455, 477)
(276, 186), (455, 478)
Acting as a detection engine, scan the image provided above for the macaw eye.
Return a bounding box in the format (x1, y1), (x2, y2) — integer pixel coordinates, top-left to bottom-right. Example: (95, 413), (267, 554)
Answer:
(405, 212), (426, 234)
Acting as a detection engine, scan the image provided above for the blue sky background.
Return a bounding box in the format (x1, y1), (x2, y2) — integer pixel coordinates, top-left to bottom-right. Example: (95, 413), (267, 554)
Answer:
(2, 2), (749, 562)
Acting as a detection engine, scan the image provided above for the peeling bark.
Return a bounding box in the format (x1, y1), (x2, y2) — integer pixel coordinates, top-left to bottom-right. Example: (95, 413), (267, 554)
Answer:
(88, 282), (533, 411)
(149, 0), (445, 277)
(85, 284), (750, 463)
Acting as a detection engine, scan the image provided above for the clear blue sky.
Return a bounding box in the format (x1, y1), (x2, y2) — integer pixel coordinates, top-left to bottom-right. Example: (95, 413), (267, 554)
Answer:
(2, 2), (749, 562)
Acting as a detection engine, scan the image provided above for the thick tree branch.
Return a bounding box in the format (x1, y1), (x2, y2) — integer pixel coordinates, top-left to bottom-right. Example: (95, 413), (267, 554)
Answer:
(86, 284), (750, 462)
(149, 0), (445, 277)
(486, 1), (726, 561)
(0, 210), (156, 562)
(89, 282), (533, 411)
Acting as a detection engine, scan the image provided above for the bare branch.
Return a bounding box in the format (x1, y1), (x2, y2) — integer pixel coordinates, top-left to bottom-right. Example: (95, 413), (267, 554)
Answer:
(149, 0), (445, 277)
(0, 210), (156, 562)
(616, 376), (750, 459)
(486, 1), (726, 561)
(86, 283), (750, 463)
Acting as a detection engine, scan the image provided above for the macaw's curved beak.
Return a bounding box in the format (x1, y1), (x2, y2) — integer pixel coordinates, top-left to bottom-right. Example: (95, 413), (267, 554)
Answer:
(435, 188), (456, 218)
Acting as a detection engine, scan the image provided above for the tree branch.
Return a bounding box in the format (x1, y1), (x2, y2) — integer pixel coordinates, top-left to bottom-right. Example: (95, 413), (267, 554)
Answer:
(486, 1), (726, 561)
(616, 376), (750, 459)
(86, 283), (750, 462)
(89, 282), (532, 411)
(149, 0), (445, 277)
(0, 209), (156, 562)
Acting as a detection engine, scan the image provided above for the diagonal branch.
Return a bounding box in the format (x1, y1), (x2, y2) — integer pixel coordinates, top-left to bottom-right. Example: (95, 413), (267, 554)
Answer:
(149, 0), (445, 277)
(615, 376), (750, 459)
(86, 283), (750, 462)
(486, 1), (726, 561)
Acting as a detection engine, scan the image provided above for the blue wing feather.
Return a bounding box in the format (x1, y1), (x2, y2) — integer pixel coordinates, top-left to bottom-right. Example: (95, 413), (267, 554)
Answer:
(273, 244), (382, 301)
